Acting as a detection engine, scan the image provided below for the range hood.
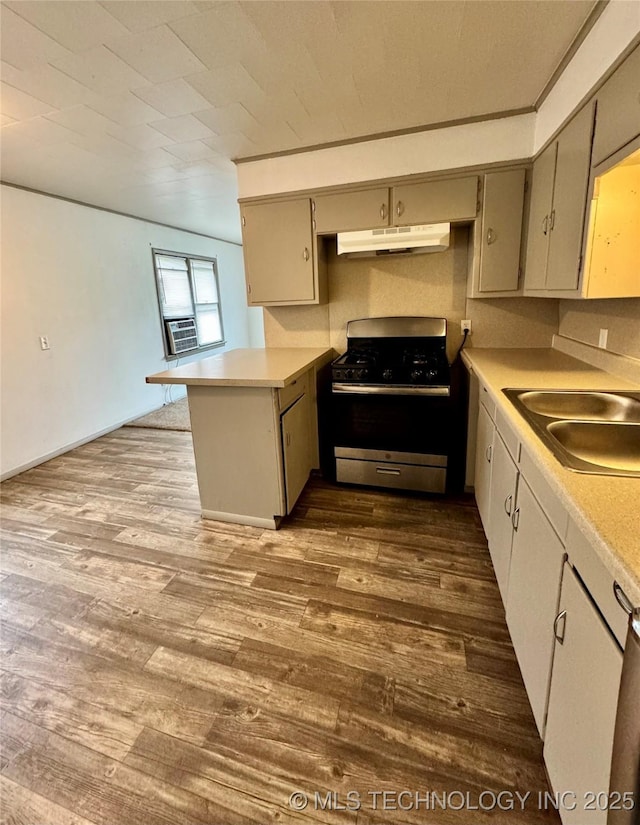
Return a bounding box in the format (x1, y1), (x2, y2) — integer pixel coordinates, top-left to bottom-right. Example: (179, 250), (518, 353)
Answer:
(337, 223), (450, 257)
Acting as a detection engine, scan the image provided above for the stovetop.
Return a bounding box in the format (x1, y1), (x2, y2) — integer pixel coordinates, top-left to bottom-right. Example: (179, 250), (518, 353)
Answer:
(331, 316), (451, 395)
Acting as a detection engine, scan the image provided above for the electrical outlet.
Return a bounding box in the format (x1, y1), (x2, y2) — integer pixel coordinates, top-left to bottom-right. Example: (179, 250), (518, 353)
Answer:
(461, 320), (472, 334)
(39, 336), (50, 350)
(598, 328), (608, 349)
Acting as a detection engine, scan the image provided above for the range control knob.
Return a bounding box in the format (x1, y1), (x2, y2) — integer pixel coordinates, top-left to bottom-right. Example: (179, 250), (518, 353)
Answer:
(410, 369), (424, 383)
(382, 369), (393, 381)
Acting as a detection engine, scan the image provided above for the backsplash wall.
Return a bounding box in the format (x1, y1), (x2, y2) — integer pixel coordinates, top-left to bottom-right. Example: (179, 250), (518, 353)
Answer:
(558, 299), (640, 361)
(263, 227), (560, 357)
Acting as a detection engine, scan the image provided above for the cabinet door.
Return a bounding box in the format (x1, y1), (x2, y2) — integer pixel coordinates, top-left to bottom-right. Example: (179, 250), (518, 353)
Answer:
(524, 141), (557, 291)
(313, 188), (390, 233)
(546, 104), (595, 291)
(241, 199), (315, 305)
(478, 169), (525, 292)
(506, 477), (565, 735)
(281, 394), (311, 513)
(544, 564), (623, 825)
(486, 432), (518, 605)
(392, 176), (478, 226)
(592, 44), (640, 167)
(474, 402), (494, 534)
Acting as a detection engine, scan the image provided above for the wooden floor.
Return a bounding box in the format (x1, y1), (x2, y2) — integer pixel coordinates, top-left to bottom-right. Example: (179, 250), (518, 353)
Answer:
(0, 427), (559, 825)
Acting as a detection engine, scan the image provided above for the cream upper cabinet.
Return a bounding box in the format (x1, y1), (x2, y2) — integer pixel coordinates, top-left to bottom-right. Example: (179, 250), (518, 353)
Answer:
(391, 176), (478, 226)
(469, 168), (526, 296)
(523, 141), (557, 291)
(524, 104), (595, 295)
(592, 44), (640, 168)
(240, 198), (326, 307)
(313, 188), (390, 233)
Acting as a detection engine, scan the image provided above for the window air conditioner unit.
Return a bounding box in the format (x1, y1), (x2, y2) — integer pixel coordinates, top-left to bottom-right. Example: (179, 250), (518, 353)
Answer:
(166, 318), (198, 355)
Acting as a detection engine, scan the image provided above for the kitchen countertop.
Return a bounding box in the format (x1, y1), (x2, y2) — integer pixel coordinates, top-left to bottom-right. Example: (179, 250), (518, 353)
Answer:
(146, 347), (334, 388)
(462, 347), (640, 603)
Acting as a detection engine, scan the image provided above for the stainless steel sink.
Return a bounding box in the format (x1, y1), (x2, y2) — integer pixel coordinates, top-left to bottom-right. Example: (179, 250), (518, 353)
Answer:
(503, 388), (640, 477)
(518, 390), (640, 422)
(547, 420), (640, 474)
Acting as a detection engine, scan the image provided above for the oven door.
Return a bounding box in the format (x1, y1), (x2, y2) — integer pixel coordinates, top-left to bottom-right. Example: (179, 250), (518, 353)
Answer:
(330, 391), (456, 493)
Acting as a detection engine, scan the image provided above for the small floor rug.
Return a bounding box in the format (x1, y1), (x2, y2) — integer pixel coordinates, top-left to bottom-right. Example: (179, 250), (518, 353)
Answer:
(125, 398), (191, 431)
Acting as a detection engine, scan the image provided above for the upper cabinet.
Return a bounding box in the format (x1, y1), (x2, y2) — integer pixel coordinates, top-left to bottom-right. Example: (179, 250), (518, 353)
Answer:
(313, 176), (478, 234)
(468, 168), (526, 297)
(524, 104), (595, 295)
(391, 176), (478, 226)
(591, 44), (640, 168)
(240, 198), (326, 306)
(313, 188), (389, 233)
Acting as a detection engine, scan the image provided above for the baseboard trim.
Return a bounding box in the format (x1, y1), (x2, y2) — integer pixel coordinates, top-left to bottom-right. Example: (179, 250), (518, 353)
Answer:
(552, 335), (640, 385)
(0, 403), (173, 482)
(201, 509), (279, 530)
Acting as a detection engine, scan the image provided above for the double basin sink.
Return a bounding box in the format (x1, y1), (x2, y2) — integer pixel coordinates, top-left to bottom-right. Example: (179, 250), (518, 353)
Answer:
(504, 389), (640, 477)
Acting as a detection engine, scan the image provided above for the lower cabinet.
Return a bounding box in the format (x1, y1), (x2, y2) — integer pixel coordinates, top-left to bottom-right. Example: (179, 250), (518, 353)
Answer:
(281, 393), (312, 512)
(505, 476), (566, 735)
(543, 563), (623, 825)
(486, 430), (519, 604)
(474, 400), (495, 533)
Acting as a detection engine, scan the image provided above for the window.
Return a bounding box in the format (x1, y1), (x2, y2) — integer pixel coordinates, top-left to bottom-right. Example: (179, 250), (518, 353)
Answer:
(152, 249), (224, 358)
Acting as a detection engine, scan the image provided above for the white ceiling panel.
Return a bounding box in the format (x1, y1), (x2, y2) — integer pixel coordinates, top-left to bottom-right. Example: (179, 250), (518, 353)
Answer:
(149, 113), (215, 142)
(3, 0), (130, 51)
(98, 0), (200, 33)
(88, 91), (165, 127)
(1, 0), (599, 242)
(107, 24), (207, 84)
(51, 45), (150, 97)
(0, 6), (72, 70)
(1, 61), (98, 110)
(132, 78), (211, 117)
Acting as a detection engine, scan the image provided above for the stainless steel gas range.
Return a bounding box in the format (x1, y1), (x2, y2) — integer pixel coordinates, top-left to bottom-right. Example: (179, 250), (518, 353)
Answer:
(328, 316), (467, 494)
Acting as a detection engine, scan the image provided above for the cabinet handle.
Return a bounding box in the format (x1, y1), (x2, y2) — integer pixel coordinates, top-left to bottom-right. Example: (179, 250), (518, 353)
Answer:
(549, 209), (556, 231)
(486, 227), (496, 245)
(247, 283), (251, 294)
(613, 581), (633, 616)
(396, 200), (404, 217)
(485, 444), (492, 463)
(312, 219), (316, 231)
(376, 467), (401, 475)
(286, 432), (291, 446)
(542, 215), (549, 236)
(504, 494), (512, 517)
(303, 247), (309, 262)
(380, 203), (387, 220)
(242, 215), (246, 227)
(511, 507), (520, 531)
(553, 610), (567, 644)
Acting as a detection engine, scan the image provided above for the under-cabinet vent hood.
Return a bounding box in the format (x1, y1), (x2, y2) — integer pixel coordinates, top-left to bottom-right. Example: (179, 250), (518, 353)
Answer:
(337, 223), (450, 257)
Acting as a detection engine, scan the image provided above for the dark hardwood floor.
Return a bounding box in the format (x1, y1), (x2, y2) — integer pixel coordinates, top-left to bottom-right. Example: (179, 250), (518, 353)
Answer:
(0, 427), (559, 824)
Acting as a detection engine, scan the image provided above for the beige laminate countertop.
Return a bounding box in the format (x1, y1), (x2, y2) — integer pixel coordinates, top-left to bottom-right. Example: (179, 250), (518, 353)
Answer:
(463, 347), (640, 603)
(146, 347), (334, 388)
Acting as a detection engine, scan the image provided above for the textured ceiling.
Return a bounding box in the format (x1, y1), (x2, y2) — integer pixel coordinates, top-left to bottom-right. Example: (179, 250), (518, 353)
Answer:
(1, 0), (597, 243)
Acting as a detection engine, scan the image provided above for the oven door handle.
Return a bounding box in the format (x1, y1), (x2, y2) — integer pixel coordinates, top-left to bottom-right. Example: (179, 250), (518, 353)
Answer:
(332, 383), (450, 397)
(375, 467), (401, 476)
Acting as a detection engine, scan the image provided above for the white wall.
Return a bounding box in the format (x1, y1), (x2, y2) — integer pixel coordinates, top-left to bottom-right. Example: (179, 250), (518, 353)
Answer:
(0, 185), (261, 479)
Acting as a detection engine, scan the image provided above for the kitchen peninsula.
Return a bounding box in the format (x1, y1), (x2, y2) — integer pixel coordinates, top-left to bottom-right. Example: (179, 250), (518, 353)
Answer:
(147, 348), (333, 528)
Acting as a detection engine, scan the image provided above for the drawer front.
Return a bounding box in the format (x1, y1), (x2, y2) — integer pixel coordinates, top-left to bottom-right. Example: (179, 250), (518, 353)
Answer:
(519, 446), (569, 542)
(480, 382), (496, 420)
(495, 407), (520, 463)
(566, 519), (630, 648)
(278, 371), (308, 412)
(336, 458), (446, 493)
